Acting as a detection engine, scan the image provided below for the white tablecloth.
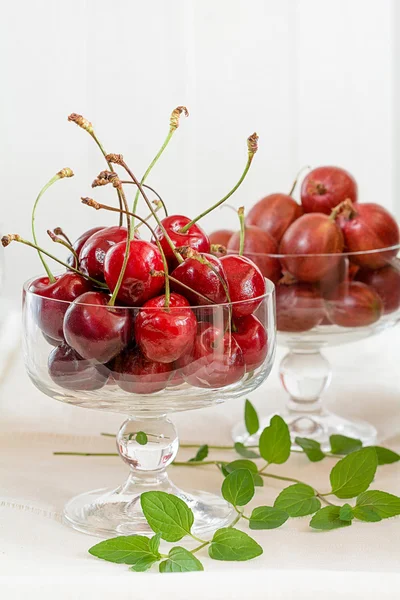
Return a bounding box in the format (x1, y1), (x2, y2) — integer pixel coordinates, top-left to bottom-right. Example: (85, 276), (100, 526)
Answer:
(1, 313), (400, 599)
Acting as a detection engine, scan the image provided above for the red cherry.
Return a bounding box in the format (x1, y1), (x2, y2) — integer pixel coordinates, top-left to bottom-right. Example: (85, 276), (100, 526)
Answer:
(134, 293), (197, 363)
(79, 226), (128, 282)
(67, 226), (105, 268)
(220, 255), (266, 318)
(182, 324), (245, 388)
(301, 166), (357, 214)
(153, 215), (210, 267)
(336, 202), (399, 269)
(48, 343), (108, 391)
(356, 262), (400, 315)
(104, 239), (164, 306)
(171, 252), (228, 305)
(279, 213), (344, 282)
(232, 314), (268, 371)
(326, 281), (383, 327)
(246, 194), (303, 242)
(227, 225), (281, 283)
(209, 229), (234, 247)
(29, 272), (92, 341)
(111, 348), (173, 394)
(276, 282), (324, 332)
(63, 291), (131, 363)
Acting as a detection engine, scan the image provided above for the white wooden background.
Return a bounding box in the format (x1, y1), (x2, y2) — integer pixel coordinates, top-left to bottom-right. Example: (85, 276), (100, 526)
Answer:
(0, 0), (396, 299)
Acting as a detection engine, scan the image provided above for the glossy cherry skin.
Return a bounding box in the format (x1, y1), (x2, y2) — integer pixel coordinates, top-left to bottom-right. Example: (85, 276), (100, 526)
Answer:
(246, 194), (303, 242)
(356, 263), (400, 315)
(279, 213), (344, 282)
(110, 348), (173, 394)
(153, 215), (210, 267)
(227, 225), (281, 283)
(276, 282), (325, 332)
(29, 272), (92, 341)
(171, 253), (228, 306)
(104, 239), (164, 306)
(301, 166), (358, 214)
(209, 229), (234, 247)
(63, 291), (131, 363)
(233, 315), (268, 372)
(67, 226), (105, 268)
(220, 255), (266, 318)
(326, 281), (383, 327)
(48, 343), (108, 391)
(181, 324), (245, 388)
(134, 293), (197, 363)
(336, 203), (400, 269)
(79, 226), (128, 282)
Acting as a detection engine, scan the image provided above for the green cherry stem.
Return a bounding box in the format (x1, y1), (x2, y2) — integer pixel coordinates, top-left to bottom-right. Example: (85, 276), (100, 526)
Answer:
(238, 206), (245, 256)
(1, 235), (107, 288)
(288, 165), (311, 196)
(120, 182), (168, 217)
(47, 230), (79, 267)
(180, 132), (258, 233)
(134, 201), (163, 232)
(131, 106), (188, 229)
(31, 168), (74, 283)
(53, 227), (73, 246)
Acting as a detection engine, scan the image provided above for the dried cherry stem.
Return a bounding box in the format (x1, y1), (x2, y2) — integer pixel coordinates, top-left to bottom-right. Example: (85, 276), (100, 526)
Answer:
(120, 181), (168, 217)
(329, 198), (355, 221)
(47, 230), (79, 268)
(134, 200), (163, 232)
(180, 247), (232, 304)
(81, 199), (171, 307)
(131, 106), (188, 228)
(68, 113), (124, 226)
(237, 206), (245, 256)
(1, 234), (106, 288)
(180, 132), (259, 233)
(288, 165), (311, 196)
(160, 272), (214, 304)
(31, 168), (74, 283)
(106, 155), (183, 264)
(53, 227), (73, 246)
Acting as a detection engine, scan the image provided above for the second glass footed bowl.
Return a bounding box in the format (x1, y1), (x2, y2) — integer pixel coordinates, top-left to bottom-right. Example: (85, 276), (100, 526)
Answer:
(23, 277), (276, 538)
(231, 245), (400, 449)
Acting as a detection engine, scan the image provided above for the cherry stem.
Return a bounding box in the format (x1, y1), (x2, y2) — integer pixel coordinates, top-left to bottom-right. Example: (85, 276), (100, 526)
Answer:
(53, 227), (73, 246)
(166, 273), (214, 304)
(329, 198), (355, 221)
(131, 106), (188, 229)
(68, 114), (124, 226)
(120, 181), (168, 217)
(1, 235), (107, 288)
(47, 230), (79, 268)
(237, 206), (245, 256)
(288, 165), (311, 196)
(31, 170), (74, 283)
(116, 158), (183, 264)
(180, 133), (258, 233)
(134, 201), (163, 232)
(81, 200), (170, 307)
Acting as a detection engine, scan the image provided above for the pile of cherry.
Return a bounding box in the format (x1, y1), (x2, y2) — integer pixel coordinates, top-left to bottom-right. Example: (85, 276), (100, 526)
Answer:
(210, 166), (400, 332)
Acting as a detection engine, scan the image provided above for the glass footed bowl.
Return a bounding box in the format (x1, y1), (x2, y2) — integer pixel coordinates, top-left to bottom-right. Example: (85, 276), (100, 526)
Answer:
(23, 277), (276, 538)
(231, 244), (400, 450)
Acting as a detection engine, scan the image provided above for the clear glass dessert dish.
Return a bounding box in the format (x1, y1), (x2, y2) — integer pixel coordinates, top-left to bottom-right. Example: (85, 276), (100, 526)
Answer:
(231, 246), (400, 450)
(23, 277), (276, 538)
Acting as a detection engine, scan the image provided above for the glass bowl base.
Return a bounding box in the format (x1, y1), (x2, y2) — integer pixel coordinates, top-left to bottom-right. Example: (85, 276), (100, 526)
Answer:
(231, 409), (377, 452)
(64, 482), (236, 539)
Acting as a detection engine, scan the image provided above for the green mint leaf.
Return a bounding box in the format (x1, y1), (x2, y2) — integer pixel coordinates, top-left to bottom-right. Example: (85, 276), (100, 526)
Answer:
(225, 459), (258, 473)
(355, 490), (400, 519)
(244, 399), (259, 435)
(221, 469), (255, 507)
(274, 483), (321, 517)
(259, 415), (291, 465)
(373, 446), (400, 465)
(188, 444), (209, 462)
(89, 534), (161, 571)
(329, 447), (378, 499)
(252, 473), (264, 487)
(329, 434), (362, 455)
(249, 506), (289, 530)
(310, 506), (352, 531)
(209, 528), (263, 561)
(295, 437), (325, 462)
(353, 506), (382, 522)
(140, 492), (194, 542)
(149, 533), (161, 555)
(159, 547), (204, 573)
(135, 431), (148, 445)
(339, 503), (354, 522)
(234, 442), (260, 459)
